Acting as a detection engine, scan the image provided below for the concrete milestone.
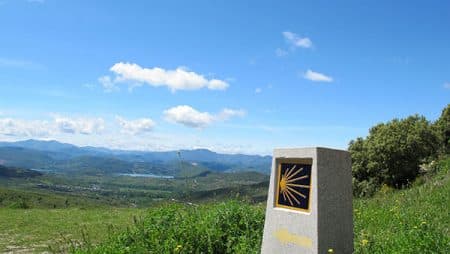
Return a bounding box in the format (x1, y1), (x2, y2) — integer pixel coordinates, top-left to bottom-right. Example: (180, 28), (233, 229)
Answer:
(261, 147), (353, 254)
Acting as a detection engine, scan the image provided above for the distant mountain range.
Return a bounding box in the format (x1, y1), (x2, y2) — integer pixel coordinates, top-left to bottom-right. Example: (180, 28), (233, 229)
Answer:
(0, 139), (272, 176)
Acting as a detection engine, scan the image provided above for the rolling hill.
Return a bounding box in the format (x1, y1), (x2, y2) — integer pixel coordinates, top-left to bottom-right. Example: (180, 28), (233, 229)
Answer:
(0, 139), (272, 175)
(0, 165), (42, 178)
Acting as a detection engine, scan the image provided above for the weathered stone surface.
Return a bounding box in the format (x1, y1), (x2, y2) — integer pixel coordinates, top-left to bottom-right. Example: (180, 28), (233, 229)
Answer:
(261, 147), (353, 254)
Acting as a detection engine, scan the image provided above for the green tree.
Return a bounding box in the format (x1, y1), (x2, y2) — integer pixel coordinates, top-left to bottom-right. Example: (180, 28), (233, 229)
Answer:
(349, 115), (439, 195)
(434, 104), (450, 155)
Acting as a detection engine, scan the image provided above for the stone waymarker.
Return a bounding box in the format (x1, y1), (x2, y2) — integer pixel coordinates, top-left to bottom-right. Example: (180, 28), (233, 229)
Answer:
(261, 148), (353, 254)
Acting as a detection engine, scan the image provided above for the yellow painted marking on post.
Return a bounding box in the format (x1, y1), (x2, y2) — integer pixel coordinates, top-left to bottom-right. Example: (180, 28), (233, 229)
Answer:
(274, 228), (312, 249)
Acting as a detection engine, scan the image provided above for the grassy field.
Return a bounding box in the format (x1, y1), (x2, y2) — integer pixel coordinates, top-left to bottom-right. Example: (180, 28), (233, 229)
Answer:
(353, 157), (450, 253)
(0, 208), (147, 253)
(0, 158), (449, 253)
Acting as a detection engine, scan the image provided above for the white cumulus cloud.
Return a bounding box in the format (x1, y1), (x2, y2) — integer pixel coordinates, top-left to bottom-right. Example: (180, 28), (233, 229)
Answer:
(207, 79), (229, 90)
(303, 69), (333, 83)
(164, 105), (245, 128)
(283, 31), (312, 48)
(116, 116), (156, 135)
(164, 105), (215, 128)
(54, 117), (105, 135)
(101, 62), (229, 92)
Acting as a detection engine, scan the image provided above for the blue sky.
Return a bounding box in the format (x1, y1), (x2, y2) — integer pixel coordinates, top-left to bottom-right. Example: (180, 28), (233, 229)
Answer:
(0, 0), (449, 155)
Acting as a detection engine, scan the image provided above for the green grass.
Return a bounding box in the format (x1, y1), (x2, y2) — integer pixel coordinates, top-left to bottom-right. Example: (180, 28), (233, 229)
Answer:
(70, 201), (265, 254)
(0, 187), (118, 209)
(353, 157), (450, 253)
(0, 208), (147, 253)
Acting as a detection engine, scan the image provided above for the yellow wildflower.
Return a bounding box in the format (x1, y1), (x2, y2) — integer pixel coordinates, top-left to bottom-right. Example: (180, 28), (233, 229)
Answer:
(361, 239), (369, 246)
(328, 248), (334, 253)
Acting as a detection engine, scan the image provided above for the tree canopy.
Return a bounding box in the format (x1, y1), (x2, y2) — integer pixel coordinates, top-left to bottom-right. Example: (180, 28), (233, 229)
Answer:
(349, 104), (449, 196)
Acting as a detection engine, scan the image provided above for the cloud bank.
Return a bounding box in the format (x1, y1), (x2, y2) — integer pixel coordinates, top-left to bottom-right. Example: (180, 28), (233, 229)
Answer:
(54, 117), (105, 135)
(0, 116), (105, 137)
(0, 118), (51, 137)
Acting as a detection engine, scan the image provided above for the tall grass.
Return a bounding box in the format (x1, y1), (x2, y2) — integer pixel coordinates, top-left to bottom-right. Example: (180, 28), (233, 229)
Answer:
(353, 157), (450, 253)
(71, 201), (265, 254)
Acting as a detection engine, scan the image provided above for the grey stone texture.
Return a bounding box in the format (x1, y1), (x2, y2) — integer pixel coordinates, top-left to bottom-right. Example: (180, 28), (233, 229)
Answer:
(261, 147), (353, 254)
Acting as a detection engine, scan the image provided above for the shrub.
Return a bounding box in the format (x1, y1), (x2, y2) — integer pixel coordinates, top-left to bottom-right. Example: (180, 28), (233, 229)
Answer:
(349, 114), (439, 195)
(434, 104), (450, 155)
(352, 178), (379, 198)
(8, 199), (30, 209)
